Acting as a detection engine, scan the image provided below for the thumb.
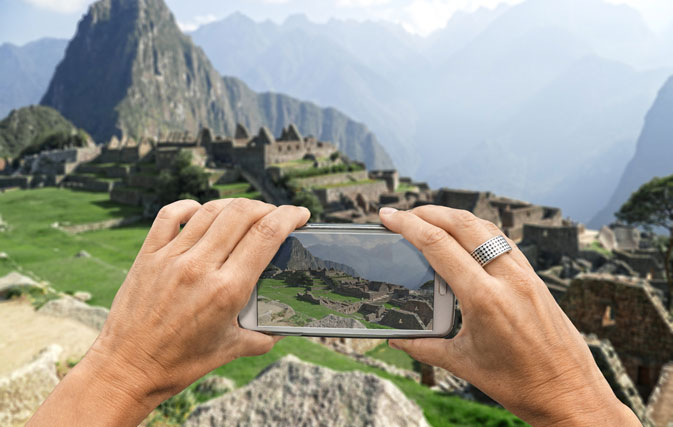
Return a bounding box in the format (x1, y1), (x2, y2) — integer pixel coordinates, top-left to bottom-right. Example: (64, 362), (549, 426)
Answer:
(389, 338), (464, 374)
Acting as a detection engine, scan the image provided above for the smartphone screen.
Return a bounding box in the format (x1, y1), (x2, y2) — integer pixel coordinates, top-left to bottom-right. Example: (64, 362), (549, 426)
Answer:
(256, 230), (435, 331)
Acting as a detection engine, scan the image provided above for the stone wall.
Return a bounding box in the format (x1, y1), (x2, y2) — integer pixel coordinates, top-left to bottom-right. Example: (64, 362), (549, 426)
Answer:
(369, 170), (399, 192)
(380, 308), (425, 330)
(313, 181), (388, 205)
(613, 250), (664, 280)
(110, 187), (144, 206)
(561, 274), (673, 401)
(398, 299), (433, 326)
(522, 224), (579, 267)
(432, 189), (501, 226)
(0, 176), (31, 189)
(583, 334), (650, 423)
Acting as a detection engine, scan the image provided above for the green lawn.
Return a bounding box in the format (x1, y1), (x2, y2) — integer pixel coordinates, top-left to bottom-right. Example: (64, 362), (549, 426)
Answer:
(366, 342), (417, 371)
(0, 188), (146, 306)
(258, 278), (390, 328)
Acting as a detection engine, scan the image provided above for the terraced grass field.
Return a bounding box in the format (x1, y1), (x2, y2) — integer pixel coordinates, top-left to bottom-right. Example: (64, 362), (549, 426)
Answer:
(0, 188), (525, 426)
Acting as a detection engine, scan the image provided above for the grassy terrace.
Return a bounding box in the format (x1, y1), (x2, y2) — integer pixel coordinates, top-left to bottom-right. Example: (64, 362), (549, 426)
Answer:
(212, 181), (260, 199)
(0, 188), (525, 426)
(258, 278), (390, 328)
(314, 179), (378, 190)
(396, 182), (419, 193)
(0, 188), (146, 306)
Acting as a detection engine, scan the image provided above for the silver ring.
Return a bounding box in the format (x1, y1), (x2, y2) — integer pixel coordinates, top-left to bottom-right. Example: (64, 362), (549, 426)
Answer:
(470, 235), (512, 267)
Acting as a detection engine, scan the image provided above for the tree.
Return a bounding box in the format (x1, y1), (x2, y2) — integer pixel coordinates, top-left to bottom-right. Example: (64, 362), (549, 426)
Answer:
(616, 174), (673, 310)
(292, 190), (323, 221)
(157, 150), (217, 206)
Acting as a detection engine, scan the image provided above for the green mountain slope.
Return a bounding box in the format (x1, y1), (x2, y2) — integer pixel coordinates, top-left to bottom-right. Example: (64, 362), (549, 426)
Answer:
(40, 0), (392, 169)
(0, 105), (79, 158)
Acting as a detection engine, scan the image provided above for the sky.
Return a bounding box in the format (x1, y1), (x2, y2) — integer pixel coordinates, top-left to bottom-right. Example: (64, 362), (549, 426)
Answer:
(1, 0), (673, 45)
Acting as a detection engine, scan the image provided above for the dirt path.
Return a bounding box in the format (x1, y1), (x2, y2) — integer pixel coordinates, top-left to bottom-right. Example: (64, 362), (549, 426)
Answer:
(0, 299), (99, 376)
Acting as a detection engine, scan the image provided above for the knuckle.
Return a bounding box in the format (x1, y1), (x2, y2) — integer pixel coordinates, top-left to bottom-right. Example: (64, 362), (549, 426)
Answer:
(177, 255), (207, 282)
(480, 219), (502, 235)
(253, 215), (282, 240)
(453, 209), (478, 225)
(419, 226), (448, 250)
(201, 200), (223, 216)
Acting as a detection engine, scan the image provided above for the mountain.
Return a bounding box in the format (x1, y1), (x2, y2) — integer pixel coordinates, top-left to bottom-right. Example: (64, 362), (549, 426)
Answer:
(415, 0), (668, 222)
(0, 38), (68, 119)
(191, 13), (414, 172)
(40, 0), (393, 170)
(271, 237), (358, 277)
(591, 75), (673, 228)
(191, 2), (666, 222)
(304, 240), (433, 289)
(426, 56), (670, 221)
(0, 105), (80, 158)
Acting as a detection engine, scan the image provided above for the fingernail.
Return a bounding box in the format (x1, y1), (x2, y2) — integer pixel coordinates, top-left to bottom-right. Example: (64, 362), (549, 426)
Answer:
(379, 207), (398, 216)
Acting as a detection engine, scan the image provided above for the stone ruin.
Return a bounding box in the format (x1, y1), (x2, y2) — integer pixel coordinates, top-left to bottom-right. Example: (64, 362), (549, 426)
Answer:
(561, 274), (673, 403)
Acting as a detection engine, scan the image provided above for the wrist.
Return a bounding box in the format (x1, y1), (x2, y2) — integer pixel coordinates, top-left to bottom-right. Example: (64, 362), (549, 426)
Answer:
(517, 380), (640, 427)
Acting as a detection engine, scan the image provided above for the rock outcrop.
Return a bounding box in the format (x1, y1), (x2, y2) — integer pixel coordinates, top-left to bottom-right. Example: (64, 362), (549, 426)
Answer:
(0, 345), (61, 425)
(185, 355), (429, 427)
(306, 314), (366, 329)
(0, 271), (41, 299)
(38, 296), (108, 331)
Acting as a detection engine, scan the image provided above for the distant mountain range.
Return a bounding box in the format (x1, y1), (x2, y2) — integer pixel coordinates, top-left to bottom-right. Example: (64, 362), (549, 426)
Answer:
(2, 0), (672, 225)
(190, 0), (672, 223)
(591, 76), (673, 228)
(31, 0), (393, 170)
(271, 236), (358, 277)
(303, 238), (434, 289)
(0, 38), (67, 119)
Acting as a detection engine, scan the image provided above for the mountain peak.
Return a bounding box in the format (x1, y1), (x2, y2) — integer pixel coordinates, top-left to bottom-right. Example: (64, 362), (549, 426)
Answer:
(41, 0), (228, 142)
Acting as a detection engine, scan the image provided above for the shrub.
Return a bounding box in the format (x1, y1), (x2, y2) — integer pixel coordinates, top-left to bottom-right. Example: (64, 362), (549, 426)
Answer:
(157, 150), (218, 205)
(292, 190), (323, 221)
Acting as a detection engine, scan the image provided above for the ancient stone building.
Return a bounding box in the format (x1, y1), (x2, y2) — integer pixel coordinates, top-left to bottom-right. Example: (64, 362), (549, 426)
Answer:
(561, 274), (673, 401)
(208, 124), (337, 172)
(521, 224), (579, 268)
(430, 189), (501, 227)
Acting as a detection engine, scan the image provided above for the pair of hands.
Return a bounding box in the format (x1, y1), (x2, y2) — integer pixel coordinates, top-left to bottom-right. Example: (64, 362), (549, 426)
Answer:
(29, 199), (639, 426)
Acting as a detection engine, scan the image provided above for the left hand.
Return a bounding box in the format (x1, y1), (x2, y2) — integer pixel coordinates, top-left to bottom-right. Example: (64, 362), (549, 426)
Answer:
(29, 199), (310, 426)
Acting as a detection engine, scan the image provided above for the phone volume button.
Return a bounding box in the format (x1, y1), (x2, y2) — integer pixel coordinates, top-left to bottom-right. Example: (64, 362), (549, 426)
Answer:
(439, 280), (447, 295)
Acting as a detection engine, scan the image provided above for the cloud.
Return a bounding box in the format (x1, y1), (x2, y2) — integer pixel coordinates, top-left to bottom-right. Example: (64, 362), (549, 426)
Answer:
(401, 0), (521, 35)
(21, 0), (91, 14)
(336, 0), (392, 6)
(177, 14), (219, 32)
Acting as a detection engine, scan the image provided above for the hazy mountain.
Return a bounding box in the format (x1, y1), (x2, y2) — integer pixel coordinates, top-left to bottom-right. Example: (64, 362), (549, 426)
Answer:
(305, 240), (433, 289)
(191, 13), (416, 172)
(40, 0), (393, 169)
(271, 237), (358, 277)
(591, 75), (673, 228)
(0, 105), (79, 158)
(0, 38), (68, 119)
(427, 56), (670, 221)
(415, 0), (668, 222)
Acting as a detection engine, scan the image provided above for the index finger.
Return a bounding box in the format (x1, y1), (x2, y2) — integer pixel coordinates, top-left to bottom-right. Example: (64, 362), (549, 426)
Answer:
(219, 205), (310, 306)
(379, 207), (494, 302)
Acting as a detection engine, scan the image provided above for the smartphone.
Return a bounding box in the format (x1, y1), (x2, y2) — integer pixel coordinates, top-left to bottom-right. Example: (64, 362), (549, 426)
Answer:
(239, 224), (455, 338)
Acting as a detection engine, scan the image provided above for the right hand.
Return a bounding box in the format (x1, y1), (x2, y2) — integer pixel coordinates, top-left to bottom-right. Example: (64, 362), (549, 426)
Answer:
(379, 206), (640, 427)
